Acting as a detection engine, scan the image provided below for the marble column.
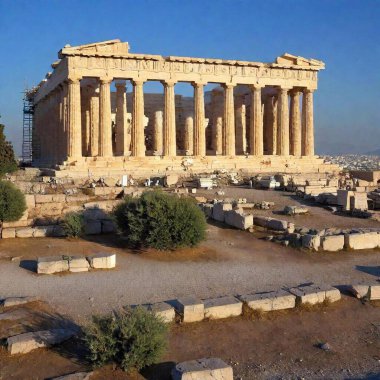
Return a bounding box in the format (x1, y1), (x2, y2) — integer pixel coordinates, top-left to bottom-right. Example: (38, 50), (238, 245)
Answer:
(89, 85), (99, 157)
(193, 82), (206, 156)
(235, 104), (246, 154)
(153, 110), (163, 155)
(131, 80), (145, 157)
(223, 84), (235, 156)
(277, 87), (290, 156)
(67, 78), (82, 159)
(215, 116), (223, 155)
(163, 81), (176, 156)
(290, 89), (302, 156)
(115, 80), (128, 156)
(302, 89), (315, 156)
(184, 116), (194, 155)
(99, 78), (112, 157)
(249, 85), (263, 155)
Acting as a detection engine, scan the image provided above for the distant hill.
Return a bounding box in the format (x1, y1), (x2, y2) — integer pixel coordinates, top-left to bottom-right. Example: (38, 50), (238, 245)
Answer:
(366, 148), (380, 156)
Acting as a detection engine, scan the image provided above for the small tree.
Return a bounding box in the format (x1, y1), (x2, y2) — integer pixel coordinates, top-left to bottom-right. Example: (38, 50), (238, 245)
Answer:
(0, 181), (26, 223)
(84, 308), (168, 372)
(62, 212), (85, 237)
(0, 123), (18, 176)
(114, 190), (207, 250)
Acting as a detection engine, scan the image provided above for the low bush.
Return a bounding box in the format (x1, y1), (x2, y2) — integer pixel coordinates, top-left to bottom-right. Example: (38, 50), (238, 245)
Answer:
(0, 181), (26, 222)
(114, 190), (207, 250)
(84, 307), (168, 372)
(62, 212), (85, 237)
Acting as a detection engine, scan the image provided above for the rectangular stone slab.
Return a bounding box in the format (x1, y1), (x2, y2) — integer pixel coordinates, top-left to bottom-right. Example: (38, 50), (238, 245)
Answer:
(203, 296), (242, 319)
(37, 256), (69, 274)
(172, 357), (233, 380)
(369, 285), (380, 300)
(174, 297), (204, 323)
(88, 253), (116, 269)
(7, 329), (75, 355)
(288, 284), (341, 305)
(147, 302), (175, 323)
(68, 256), (90, 272)
(239, 290), (295, 312)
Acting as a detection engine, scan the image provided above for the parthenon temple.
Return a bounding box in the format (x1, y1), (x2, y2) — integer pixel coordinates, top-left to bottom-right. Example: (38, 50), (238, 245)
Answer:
(28, 39), (336, 177)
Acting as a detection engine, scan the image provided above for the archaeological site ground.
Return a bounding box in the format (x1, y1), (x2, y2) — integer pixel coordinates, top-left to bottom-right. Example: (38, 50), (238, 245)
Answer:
(0, 36), (379, 380)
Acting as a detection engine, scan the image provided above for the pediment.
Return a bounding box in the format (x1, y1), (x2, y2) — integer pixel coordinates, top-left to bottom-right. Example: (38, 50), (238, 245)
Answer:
(59, 39), (130, 57)
(275, 53), (325, 68)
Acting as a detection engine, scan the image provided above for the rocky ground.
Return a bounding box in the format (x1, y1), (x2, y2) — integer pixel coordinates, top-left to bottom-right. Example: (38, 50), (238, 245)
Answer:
(0, 187), (379, 379)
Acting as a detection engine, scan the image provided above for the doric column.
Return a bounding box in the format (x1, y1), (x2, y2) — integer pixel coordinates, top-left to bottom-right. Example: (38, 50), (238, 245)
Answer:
(131, 80), (145, 157)
(67, 78), (82, 159)
(192, 82), (206, 156)
(290, 89), (302, 156)
(215, 116), (223, 155)
(184, 116), (194, 155)
(89, 85), (99, 157)
(115, 80), (128, 156)
(277, 87), (290, 156)
(163, 81), (176, 156)
(235, 105), (246, 154)
(249, 84), (263, 155)
(99, 78), (112, 157)
(223, 84), (235, 156)
(302, 88), (315, 156)
(153, 110), (163, 155)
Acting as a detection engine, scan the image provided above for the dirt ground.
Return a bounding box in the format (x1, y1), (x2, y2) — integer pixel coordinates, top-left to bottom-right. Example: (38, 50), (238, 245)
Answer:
(0, 297), (379, 380)
(0, 187), (379, 379)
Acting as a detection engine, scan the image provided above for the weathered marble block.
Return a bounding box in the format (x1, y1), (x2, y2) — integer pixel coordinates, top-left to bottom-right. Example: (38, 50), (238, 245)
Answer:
(321, 235), (344, 252)
(146, 302), (175, 323)
(203, 296), (242, 319)
(37, 256), (69, 274)
(301, 234), (320, 251)
(69, 256), (90, 272)
(224, 210), (253, 230)
(1, 228), (16, 239)
(239, 290), (296, 312)
(172, 357), (233, 380)
(88, 253), (116, 269)
(7, 329), (75, 355)
(174, 297), (204, 323)
(344, 232), (379, 250)
(289, 284), (341, 305)
(212, 202), (232, 222)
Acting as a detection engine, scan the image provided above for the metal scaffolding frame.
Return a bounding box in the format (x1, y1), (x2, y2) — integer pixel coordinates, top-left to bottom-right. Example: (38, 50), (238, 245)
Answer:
(22, 93), (34, 164)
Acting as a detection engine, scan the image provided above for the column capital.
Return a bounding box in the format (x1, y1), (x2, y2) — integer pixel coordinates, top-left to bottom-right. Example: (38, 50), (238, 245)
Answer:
(249, 83), (263, 91)
(303, 88), (315, 94)
(99, 77), (113, 85)
(222, 83), (235, 90)
(67, 76), (81, 84)
(191, 81), (207, 88)
(277, 86), (292, 93)
(132, 79), (145, 86)
(161, 80), (177, 87)
(115, 79), (127, 88)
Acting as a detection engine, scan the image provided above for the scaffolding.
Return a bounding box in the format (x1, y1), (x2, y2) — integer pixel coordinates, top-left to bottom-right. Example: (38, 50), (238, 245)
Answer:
(22, 92), (34, 164)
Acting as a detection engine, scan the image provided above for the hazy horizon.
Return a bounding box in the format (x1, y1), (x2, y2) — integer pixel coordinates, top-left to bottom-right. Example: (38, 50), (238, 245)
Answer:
(1, 0), (379, 156)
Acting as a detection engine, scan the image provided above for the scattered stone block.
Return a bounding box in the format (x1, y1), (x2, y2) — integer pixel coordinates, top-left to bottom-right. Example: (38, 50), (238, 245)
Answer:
(195, 196), (208, 203)
(172, 358), (233, 380)
(15, 227), (34, 238)
(37, 256), (69, 274)
(266, 218), (288, 231)
(3, 296), (38, 308)
(164, 174), (179, 187)
(240, 290), (296, 312)
(253, 216), (272, 228)
(369, 285), (380, 300)
(88, 253), (116, 269)
(344, 232), (379, 250)
(68, 256), (89, 273)
(283, 205), (309, 215)
(7, 329), (75, 355)
(51, 372), (93, 380)
(84, 221), (102, 235)
(33, 225), (55, 238)
(204, 296), (242, 319)
(321, 235), (344, 252)
(174, 297), (204, 323)
(224, 210), (253, 230)
(2, 228), (16, 239)
(147, 302), (175, 323)
(212, 202), (232, 222)
(301, 234), (321, 251)
(288, 284), (341, 305)
(348, 284), (370, 299)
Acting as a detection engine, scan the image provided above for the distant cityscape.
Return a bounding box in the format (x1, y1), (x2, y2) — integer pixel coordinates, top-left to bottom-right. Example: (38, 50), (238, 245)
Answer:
(323, 154), (380, 171)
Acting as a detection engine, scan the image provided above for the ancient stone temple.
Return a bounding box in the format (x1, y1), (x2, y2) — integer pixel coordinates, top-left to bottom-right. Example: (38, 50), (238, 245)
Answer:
(28, 39), (337, 177)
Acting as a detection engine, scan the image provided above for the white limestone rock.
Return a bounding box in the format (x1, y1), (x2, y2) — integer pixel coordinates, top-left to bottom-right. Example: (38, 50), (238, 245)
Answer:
(172, 357), (233, 380)
(224, 210), (253, 230)
(15, 227), (34, 238)
(174, 297), (204, 323)
(147, 302), (175, 323)
(344, 232), (379, 250)
(68, 256), (90, 272)
(88, 253), (116, 269)
(289, 284), (341, 305)
(7, 329), (75, 355)
(348, 284), (370, 299)
(203, 296), (242, 319)
(321, 235), (344, 252)
(51, 372), (93, 380)
(369, 285), (380, 301)
(212, 202), (232, 222)
(37, 256), (69, 274)
(302, 234), (321, 251)
(1, 228), (16, 239)
(239, 290), (296, 312)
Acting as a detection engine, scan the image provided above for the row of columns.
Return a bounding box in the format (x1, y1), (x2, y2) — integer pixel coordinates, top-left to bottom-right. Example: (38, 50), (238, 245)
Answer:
(63, 79), (315, 161)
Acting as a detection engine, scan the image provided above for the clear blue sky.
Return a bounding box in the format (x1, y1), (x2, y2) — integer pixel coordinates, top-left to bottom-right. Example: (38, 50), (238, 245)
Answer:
(1, 0), (379, 155)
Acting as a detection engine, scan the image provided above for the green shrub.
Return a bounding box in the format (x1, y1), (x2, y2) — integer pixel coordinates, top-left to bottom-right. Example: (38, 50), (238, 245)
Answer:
(0, 181), (26, 222)
(62, 212), (85, 237)
(114, 190), (207, 250)
(84, 307), (168, 372)
(0, 123), (18, 176)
